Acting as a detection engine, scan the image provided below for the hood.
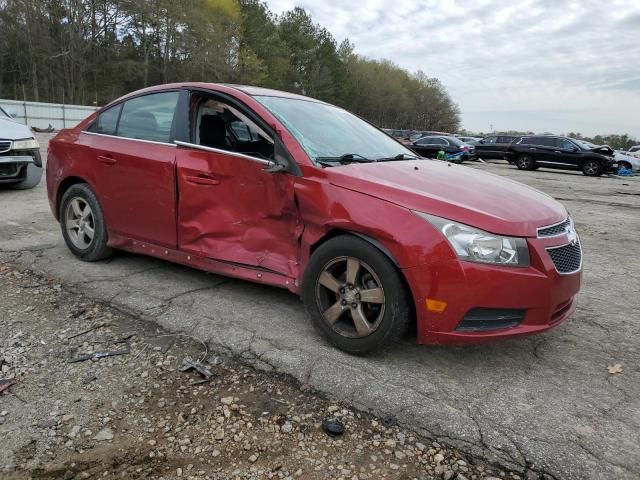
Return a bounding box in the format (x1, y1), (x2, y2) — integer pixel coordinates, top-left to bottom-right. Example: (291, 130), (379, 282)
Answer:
(588, 144), (614, 156)
(0, 116), (33, 140)
(326, 160), (567, 237)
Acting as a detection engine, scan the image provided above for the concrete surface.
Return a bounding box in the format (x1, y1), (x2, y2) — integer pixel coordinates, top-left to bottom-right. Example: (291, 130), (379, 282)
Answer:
(0, 134), (638, 479)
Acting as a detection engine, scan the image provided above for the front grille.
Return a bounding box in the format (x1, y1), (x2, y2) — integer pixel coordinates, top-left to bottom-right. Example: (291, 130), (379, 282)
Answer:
(538, 218), (571, 237)
(0, 140), (12, 153)
(456, 308), (526, 331)
(547, 241), (582, 274)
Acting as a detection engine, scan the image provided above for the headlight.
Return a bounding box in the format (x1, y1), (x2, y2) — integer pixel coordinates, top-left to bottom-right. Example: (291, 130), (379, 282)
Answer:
(12, 138), (39, 150)
(415, 212), (530, 267)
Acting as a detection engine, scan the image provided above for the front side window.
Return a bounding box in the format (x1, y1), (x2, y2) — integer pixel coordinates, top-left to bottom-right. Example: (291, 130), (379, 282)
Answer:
(484, 136), (497, 144)
(254, 95), (415, 163)
(95, 104), (121, 135)
(117, 91), (179, 143)
(561, 138), (577, 150)
(193, 95), (274, 161)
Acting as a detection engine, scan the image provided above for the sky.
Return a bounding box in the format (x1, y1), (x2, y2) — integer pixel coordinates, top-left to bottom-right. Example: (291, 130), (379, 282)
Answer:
(267, 0), (640, 137)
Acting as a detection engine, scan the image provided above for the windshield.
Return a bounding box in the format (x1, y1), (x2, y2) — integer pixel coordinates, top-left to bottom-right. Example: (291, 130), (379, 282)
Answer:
(254, 95), (416, 164)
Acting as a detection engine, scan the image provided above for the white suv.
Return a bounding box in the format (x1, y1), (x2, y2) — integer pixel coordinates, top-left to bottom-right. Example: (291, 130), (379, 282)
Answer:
(0, 106), (42, 189)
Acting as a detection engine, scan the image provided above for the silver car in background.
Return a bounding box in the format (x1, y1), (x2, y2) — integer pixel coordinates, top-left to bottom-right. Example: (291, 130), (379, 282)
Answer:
(0, 106), (43, 189)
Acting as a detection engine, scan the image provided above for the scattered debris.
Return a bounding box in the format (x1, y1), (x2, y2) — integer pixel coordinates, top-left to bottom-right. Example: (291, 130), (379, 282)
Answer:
(383, 414), (398, 427)
(322, 418), (345, 437)
(93, 427), (114, 441)
(67, 321), (108, 340)
(608, 364), (623, 374)
(0, 378), (16, 394)
(82, 372), (97, 384)
(68, 348), (130, 363)
(178, 356), (214, 382)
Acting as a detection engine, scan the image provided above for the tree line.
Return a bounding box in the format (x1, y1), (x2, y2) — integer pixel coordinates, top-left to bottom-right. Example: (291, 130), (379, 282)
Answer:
(0, 0), (460, 132)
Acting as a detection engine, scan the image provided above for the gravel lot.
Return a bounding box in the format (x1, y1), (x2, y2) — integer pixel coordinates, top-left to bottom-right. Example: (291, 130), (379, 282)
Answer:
(0, 133), (638, 479)
(0, 264), (510, 480)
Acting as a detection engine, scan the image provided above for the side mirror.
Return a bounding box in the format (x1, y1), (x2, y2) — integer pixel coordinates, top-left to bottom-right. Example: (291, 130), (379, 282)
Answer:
(572, 146), (579, 152)
(479, 139), (485, 144)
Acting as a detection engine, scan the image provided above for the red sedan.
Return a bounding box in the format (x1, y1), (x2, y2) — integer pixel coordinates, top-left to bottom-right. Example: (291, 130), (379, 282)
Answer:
(46, 83), (582, 354)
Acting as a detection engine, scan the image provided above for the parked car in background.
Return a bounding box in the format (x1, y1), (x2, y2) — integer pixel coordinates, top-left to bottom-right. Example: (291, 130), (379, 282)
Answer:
(409, 135), (476, 161)
(624, 145), (640, 159)
(457, 136), (482, 145)
(46, 83), (580, 354)
(474, 135), (517, 159)
(0, 105), (43, 189)
(382, 128), (416, 145)
(614, 151), (640, 172)
(505, 136), (617, 176)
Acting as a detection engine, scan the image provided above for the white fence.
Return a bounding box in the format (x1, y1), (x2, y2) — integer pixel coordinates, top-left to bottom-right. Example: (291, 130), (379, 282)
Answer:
(0, 99), (98, 130)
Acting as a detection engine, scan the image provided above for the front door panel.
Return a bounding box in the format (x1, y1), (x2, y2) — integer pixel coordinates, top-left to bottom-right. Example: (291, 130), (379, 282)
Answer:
(176, 147), (302, 277)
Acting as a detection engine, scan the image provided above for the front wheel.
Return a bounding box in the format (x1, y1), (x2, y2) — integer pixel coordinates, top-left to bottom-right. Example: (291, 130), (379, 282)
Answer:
(582, 160), (602, 176)
(516, 154), (535, 170)
(59, 183), (113, 261)
(302, 236), (411, 355)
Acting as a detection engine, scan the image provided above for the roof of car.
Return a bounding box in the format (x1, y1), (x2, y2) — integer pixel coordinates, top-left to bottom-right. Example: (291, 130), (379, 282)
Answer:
(101, 82), (327, 111)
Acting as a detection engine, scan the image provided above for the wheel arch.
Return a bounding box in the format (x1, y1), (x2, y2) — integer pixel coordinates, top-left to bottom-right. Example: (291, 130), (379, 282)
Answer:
(309, 229), (400, 267)
(55, 176), (90, 220)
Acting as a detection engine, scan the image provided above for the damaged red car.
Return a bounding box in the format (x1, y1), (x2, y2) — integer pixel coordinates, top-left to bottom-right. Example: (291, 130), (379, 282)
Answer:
(47, 83), (582, 354)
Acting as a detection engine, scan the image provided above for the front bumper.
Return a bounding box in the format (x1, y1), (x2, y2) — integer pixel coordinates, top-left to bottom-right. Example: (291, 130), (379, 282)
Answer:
(0, 151), (42, 184)
(403, 236), (582, 345)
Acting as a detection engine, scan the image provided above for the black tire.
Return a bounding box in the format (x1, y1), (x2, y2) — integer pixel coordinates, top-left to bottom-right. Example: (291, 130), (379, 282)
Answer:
(59, 183), (113, 261)
(582, 159), (602, 176)
(302, 235), (411, 355)
(516, 154), (535, 170)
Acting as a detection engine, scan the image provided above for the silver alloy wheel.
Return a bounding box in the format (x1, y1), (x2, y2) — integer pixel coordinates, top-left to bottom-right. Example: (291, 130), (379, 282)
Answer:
(65, 197), (96, 250)
(518, 155), (532, 169)
(584, 161), (598, 175)
(315, 256), (386, 338)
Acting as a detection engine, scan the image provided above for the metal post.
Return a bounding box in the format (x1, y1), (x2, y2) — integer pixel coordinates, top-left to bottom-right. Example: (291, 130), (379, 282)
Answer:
(62, 88), (66, 128)
(21, 84), (28, 126)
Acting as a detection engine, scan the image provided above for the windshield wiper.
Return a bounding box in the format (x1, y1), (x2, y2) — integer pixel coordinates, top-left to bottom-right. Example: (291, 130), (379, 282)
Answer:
(376, 153), (421, 162)
(316, 153), (375, 167)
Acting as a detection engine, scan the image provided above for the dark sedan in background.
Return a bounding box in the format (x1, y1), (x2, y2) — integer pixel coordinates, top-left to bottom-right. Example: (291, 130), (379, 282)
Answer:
(505, 135), (617, 176)
(474, 135), (517, 159)
(409, 135), (476, 161)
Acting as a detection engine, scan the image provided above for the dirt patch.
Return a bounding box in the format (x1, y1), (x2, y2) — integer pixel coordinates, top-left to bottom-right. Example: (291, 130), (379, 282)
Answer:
(0, 263), (514, 480)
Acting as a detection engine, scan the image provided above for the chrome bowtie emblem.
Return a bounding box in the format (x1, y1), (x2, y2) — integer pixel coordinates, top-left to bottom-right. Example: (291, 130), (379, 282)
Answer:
(566, 224), (578, 245)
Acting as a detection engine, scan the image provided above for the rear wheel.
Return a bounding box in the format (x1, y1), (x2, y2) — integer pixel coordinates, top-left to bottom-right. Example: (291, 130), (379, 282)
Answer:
(582, 159), (602, 176)
(60, 183), (113, 261)
(302, 236), (411, 355)
(516, 154), (535, 170)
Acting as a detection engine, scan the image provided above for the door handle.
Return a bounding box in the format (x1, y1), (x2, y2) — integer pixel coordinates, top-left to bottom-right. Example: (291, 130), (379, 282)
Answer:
(97, 154), (116, 165)
(185, 175), (220, 186)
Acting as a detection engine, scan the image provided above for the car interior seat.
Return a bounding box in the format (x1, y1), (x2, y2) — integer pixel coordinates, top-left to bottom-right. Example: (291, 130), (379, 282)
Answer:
(200, 114), (228, 149)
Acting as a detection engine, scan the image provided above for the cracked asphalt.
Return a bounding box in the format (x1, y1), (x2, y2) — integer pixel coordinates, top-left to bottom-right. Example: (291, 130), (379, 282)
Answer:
(1, 134), (639, 479)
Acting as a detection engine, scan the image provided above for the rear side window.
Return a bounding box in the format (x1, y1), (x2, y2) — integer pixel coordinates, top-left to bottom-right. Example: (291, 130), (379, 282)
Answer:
(117, 91), (179, 143)
(95, 104), (121, 135)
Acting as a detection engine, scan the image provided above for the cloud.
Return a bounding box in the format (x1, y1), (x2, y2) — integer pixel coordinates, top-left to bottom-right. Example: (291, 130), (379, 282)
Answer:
(266, 0), (640, 136)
